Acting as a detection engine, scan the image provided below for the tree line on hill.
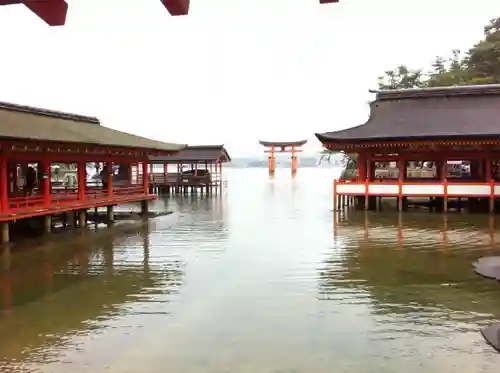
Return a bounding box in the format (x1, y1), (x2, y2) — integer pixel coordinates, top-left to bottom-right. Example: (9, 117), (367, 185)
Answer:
(378, 17), (500, 90)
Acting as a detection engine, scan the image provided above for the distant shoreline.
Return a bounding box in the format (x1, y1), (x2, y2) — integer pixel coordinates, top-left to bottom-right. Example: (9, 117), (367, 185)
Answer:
(225, 156), (344, 168)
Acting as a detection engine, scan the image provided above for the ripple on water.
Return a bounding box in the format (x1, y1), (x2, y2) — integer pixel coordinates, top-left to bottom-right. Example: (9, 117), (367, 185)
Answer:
(2, 170), (500, 373)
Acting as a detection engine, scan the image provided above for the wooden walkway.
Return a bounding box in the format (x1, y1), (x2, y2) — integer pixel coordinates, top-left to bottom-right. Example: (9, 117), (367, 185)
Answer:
(0, 188), (155, 222)
(145, 173), (225, 195)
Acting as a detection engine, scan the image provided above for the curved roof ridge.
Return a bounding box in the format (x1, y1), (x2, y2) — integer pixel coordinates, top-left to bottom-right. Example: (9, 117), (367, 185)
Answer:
(0, 100), (99, 123)
(258, 140), (308, 147)
(371, 84), (500, 101)
(316, 84), (500, 145)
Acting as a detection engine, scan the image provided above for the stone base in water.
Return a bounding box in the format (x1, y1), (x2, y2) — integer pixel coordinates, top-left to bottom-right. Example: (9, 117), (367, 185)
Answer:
(481, 324), (500, 352)
(472, 256), (500, 280)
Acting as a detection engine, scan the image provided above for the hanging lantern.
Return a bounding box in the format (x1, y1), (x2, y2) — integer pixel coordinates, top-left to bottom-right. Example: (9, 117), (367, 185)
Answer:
(0, 0), (68, 26)
(161, 0), (189, 16)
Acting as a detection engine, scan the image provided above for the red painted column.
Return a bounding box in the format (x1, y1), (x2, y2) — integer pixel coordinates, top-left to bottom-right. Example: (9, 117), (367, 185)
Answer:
(357, 153), (367, 181)
(397, 158), (405, 211)
(0, 156), (8, 212)
(486, 155), (493, 181)
(77, 160), (86, 201)
(142, 161), (149, 195)
(219, 162), (223, 185)
(40, 159), (51, 206)
(107, 162), (113, 198)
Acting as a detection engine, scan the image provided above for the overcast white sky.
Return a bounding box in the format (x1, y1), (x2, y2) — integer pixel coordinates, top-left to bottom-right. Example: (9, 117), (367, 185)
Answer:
(0, 0), (497, 156)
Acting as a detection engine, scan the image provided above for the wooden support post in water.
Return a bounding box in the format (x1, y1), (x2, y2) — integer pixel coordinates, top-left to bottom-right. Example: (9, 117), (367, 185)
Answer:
(397, 159), (404, 212)
(438, 160), (448, 213)
(291, 147), (298, 175)
(268, 146), (275, 176)
(43, 215), (52, 234)
(78, 210), (87, 228)
(106, 205), (114, 225)
(333, 179), (338, 211)
(487, 155), (495, 213)
(0, 223), (9, 244)
(141, 200), (149, 215)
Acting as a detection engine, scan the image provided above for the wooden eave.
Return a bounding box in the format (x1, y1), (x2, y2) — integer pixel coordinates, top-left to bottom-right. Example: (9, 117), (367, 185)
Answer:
(322, 137), (500, 152)
(0, 138), (178, 160)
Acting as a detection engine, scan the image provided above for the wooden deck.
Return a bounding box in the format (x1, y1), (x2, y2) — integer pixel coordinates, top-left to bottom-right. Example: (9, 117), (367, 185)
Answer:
(334, 179), (500, 212)
(146, 173), (225, 194)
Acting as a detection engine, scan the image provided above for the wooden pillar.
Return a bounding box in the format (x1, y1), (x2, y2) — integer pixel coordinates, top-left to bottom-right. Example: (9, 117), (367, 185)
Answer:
(78, 210), (87, 228)
(367, 157), (373, 181)
(333, 179), (338, 211)
(364, 155), (371, 211)
(219, 162), (223, 186)
(107, 162), (113, 198)
(358, 153), (367, 181)
(7, 162), (15, 195)
(106, 205), (114, 224)
(291, 147), (298, 175)
(43, 215), (52, 234)
(398, 158), (405, 211)
(0, 156), (8, 212)
(142, 161), (149, 195)
(441, 160), (448, 213)
(40, 159), (51, 206)
(0, 222), (9, 244)
(268, 146), (276, 176)
(141, 200), (149, 215)
(486, 154), (495, 213)
(78, 160), (86, 201)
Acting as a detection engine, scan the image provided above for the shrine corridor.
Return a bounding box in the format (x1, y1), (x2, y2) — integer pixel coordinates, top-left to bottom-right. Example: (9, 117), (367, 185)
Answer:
(0, 168), (499, 373)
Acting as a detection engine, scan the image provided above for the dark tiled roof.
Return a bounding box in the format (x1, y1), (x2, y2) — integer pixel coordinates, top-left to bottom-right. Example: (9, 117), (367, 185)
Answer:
(150, 145), (231, 163)
(0, 101), (185, 152)
(316, 84), (500, 144)
(258, 140), (308, 147)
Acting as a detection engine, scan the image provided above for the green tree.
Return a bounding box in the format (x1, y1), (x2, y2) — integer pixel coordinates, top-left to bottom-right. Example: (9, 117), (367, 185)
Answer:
(378, 65), (425, 90)
(465, 18), (500, 84)
(427, 50), (469, 87)
(377, 17), (500, 89)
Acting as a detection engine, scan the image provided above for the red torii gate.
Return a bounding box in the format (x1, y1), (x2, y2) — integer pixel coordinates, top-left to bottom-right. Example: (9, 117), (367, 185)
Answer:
(259, 140), (308, 177)
(0, 0), (338, 26)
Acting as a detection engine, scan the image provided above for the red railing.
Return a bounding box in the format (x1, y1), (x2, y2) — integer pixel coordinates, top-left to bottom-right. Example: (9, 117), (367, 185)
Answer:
(3, 185), (150, 214)
(113, 185), (144, 196)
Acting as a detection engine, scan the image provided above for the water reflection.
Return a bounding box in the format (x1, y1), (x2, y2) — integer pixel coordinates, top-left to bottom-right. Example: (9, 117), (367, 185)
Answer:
(2, 169), (500, 373)
(334, 211), (500, 249)
(324, 211), (500, 367)
(0, 222), (185, 372)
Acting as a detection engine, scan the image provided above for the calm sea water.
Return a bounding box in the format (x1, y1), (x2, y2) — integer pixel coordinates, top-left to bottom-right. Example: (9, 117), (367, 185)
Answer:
(1, 168), (500, 373)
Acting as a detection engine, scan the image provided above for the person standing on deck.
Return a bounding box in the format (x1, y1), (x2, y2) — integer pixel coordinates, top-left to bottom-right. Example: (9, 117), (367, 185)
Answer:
(100, 168), (108, 190)
(25, 165), (37, 196)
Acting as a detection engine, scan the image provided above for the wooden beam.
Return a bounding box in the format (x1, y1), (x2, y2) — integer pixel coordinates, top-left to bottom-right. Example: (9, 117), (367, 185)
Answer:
(0, 0), (69, 26)
(24, 0), (67, 26)
(161, 0), (189, 16)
